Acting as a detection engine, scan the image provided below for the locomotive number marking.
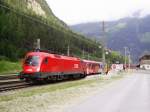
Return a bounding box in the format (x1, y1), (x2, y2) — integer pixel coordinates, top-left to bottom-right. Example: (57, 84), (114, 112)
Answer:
(74, 64), (79, 68)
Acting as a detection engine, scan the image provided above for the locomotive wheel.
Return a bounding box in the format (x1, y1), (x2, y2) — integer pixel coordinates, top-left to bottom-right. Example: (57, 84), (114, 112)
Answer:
(25, 78), (32, 83)
(80, 74), (86, 78)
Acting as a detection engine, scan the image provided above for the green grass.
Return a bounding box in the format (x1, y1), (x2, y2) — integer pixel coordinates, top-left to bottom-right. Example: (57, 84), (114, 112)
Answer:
(0, 74), (124, 102)
(0, 60), (22, 75)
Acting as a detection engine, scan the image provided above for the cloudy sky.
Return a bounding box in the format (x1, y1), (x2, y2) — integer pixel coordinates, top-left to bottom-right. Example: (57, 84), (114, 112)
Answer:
(46, 0), (150, 25)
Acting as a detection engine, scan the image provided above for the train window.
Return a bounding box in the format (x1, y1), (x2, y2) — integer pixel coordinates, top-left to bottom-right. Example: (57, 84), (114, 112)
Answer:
(25, 56), (39, 66)
(44, 57), (48, 64)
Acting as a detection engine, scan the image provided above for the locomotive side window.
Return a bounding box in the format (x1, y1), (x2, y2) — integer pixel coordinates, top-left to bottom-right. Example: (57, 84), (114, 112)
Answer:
(44, 57), (48, 64)
(25, 56), (39, 66)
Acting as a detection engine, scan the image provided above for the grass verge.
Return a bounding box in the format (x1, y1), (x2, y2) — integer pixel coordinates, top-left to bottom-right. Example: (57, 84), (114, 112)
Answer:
(0, 60), (21, 75)
(0, 73), (124, 102)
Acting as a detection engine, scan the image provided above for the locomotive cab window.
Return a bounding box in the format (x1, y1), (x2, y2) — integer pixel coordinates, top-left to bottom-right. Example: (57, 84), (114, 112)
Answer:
(25, 56), (39, 66)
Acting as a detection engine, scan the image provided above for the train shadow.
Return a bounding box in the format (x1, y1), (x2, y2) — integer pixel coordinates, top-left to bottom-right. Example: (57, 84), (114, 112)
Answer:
(28, 76), (86, 86)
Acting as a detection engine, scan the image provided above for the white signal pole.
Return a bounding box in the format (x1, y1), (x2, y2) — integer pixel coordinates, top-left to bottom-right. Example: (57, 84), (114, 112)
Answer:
(37, 38), (40, 50)
(67, 44), (70, 56)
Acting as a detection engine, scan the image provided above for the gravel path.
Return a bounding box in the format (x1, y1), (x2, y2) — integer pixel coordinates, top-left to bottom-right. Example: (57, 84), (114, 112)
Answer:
(67, 71), (150, 112)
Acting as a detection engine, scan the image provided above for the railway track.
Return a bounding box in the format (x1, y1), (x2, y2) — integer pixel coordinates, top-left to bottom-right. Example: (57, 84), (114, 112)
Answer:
(0, 73), (18, 80)
(0, 74), (32, 92)
(0, 74), (97, 92)
(0, 81), (31, 92)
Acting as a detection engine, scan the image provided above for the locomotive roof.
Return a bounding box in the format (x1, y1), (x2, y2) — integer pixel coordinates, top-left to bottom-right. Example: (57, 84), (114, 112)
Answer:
(82, 59), (102, 64)
(27, 52), (49, 57)
(27, 52), (80, 61)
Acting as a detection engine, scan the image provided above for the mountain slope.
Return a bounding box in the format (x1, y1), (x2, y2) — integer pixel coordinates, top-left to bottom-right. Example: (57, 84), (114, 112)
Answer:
(71, 16), (150, 63)
(0, 0), (102, 61)
(3, 0), (68, 30)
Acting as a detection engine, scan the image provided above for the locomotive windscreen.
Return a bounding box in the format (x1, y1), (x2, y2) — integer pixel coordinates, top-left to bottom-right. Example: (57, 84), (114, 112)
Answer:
(25, 55), (39, 66)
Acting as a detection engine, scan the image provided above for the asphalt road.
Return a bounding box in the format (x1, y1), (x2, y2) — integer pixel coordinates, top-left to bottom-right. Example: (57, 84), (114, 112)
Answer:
(68, 70), (150, 112)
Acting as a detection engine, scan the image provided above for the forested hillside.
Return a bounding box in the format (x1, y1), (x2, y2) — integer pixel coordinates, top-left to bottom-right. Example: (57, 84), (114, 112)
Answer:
(0, 0), (102, 61)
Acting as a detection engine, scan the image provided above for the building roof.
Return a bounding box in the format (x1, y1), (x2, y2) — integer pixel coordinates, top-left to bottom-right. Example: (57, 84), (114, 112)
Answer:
(139, 55), (150, 61)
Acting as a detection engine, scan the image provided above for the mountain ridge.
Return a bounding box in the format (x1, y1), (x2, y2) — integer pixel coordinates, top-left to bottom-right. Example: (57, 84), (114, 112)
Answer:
(70, 16), (150, 63)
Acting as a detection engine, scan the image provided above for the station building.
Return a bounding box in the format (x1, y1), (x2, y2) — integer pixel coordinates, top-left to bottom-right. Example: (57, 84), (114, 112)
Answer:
(139, 55), (150, 70)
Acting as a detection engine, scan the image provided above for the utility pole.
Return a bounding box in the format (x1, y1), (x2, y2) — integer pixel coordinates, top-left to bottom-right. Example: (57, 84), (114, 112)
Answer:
(88, 53), (90, 60)
(124, 47), (127, 69)
(102, 21), (106, 73)
(82, 49), (85, 58)
(128, 51), (131, 70)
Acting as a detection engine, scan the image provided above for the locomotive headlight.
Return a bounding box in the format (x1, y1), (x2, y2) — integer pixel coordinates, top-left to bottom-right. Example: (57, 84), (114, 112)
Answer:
(36, 67), (40, 72)
(26, 69), (32, 72)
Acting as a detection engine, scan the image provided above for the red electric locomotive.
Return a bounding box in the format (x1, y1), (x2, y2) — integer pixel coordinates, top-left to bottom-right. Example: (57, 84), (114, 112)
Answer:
(19, 51), (86, 81)
(19, 51), (103, 82)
